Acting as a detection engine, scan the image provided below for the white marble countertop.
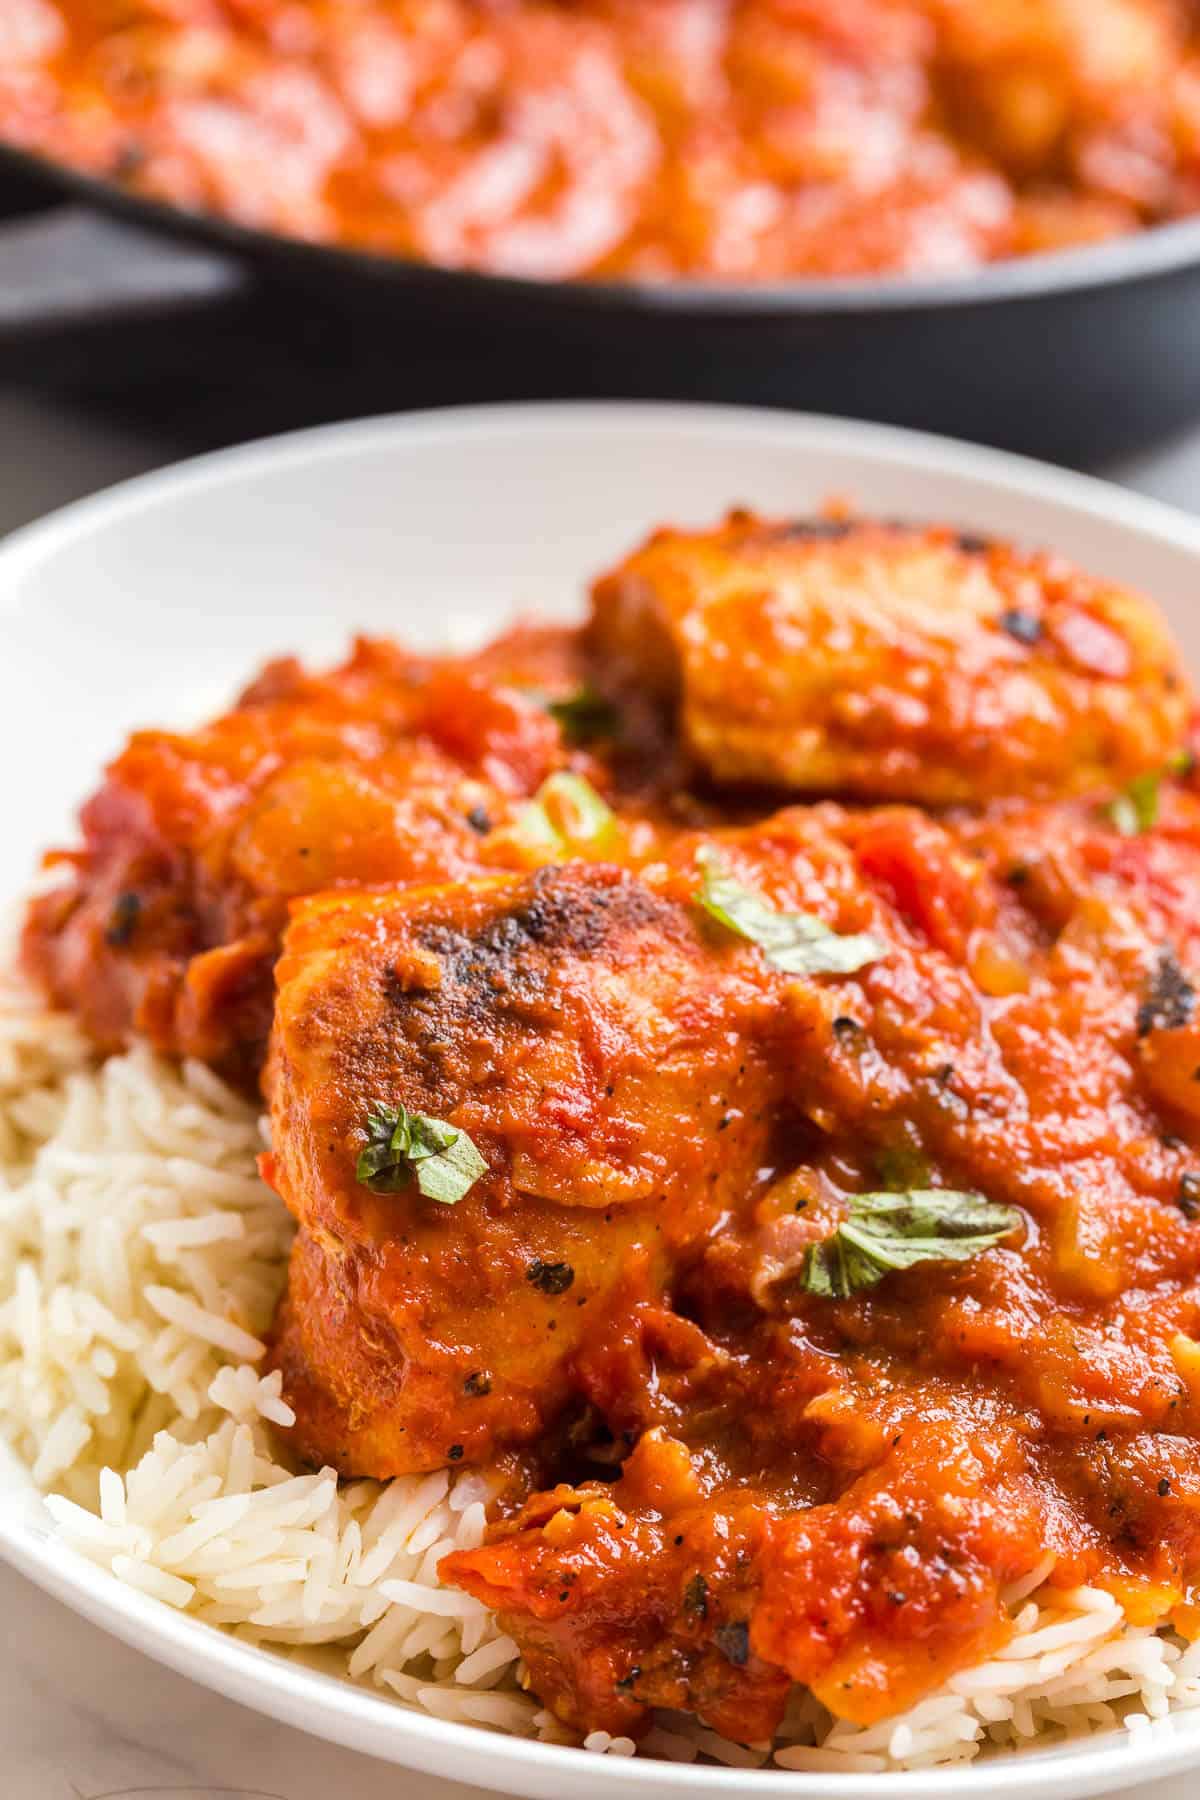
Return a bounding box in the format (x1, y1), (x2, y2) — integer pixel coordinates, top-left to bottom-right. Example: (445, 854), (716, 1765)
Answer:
(1, 390), (1199, 1800)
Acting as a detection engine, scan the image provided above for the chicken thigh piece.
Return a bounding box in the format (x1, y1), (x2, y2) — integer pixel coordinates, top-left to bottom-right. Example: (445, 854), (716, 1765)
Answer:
(262, 862), (777, 1477)
(20, 626), (619, 1083)
(926, 0), (1178, 186)
(587, 513), (1190, 804)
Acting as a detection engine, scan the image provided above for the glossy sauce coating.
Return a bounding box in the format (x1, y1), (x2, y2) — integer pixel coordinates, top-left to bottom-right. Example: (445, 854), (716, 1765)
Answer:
(265, 861), (775, 1474)
(590, 515), (1191, 802)
(22, 511), (1200, 1744)
(444, 794), (1200, 1735)
(20, 625), (643, 1084)
(5, 0), (1200, 281)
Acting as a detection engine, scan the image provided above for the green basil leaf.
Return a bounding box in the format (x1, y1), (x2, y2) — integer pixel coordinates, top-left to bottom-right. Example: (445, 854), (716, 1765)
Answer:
(402, 1113), (460, 1162)
(546, 685), (621, 745)
(411, 1130), (488, 1205)
(801, 1189), (1021, 1298)
(696, 848), (883, 977)
(357, 1103), (486, 1205)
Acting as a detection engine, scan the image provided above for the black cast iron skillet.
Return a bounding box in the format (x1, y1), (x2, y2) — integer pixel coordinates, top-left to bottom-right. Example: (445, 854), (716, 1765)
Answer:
(6, 137), (1200, 463)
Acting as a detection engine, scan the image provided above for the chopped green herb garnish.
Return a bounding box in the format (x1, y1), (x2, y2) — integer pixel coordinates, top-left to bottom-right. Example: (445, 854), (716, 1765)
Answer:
(1107, 750), (1193, 837)
(801, 1189), (1021, 1298)
(696, 848), (883, 978)
(546, 685), (620, 745)
(356, 1103), (486, 1205)
(1108, 770), (1164, 837)
(515, 771), (615, 852)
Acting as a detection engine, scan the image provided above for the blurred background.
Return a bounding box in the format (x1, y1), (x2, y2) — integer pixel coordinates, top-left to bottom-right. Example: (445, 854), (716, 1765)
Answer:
(8, 0), (1200, 504)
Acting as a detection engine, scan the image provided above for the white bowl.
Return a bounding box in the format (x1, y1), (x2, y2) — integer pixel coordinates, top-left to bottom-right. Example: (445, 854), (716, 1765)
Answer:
(3, 401), (1200, 1800)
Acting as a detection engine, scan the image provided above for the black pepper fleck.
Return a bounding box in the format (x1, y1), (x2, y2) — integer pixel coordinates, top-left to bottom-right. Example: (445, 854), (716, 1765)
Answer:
(1138, 948), (1196, 1038)
(683, 1573), (709, 1620)
(998, 608), (1043, 646)
(527, 1259), (575, 1295)
(104, 891), (142, 947)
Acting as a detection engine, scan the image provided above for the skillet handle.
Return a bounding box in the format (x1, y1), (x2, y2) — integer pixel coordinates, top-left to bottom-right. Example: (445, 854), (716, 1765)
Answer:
(0, 202), (250, 336)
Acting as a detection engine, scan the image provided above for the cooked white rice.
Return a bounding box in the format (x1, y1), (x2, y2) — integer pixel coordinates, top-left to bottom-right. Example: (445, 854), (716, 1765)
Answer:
(4, 967), (1200, 1772)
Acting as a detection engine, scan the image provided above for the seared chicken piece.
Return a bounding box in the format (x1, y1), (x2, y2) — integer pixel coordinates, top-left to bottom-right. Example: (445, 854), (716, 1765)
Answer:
(20, 627), (636, 1083)
(928, 0), (1176, 183)
(26, 514), (1192, 1085)
(263, 862), (777, 1475)
(267, 767), (1200, 1495)
(588, 513), (1190, 805)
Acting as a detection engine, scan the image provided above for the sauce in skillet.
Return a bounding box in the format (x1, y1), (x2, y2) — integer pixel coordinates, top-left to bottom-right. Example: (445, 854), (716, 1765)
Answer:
(5, 0), (1200, 282)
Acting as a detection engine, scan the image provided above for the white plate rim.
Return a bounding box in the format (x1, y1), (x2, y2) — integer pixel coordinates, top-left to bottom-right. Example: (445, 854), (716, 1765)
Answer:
(8, 401), (1200, 589)
(4, 399), (1200, 1798)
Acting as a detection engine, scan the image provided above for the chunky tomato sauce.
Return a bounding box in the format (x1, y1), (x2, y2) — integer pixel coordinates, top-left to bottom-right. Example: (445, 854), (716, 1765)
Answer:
(23, 516), (1200, 1743)
(5, 0), (1200, 281)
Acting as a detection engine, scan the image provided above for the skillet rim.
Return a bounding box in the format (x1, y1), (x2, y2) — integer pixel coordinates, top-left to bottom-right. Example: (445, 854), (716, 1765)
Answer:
(9, 138), (1200, 319)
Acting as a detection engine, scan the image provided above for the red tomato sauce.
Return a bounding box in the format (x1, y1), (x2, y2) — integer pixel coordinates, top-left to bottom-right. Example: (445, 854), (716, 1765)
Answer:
(5, 0), (1200, 281)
